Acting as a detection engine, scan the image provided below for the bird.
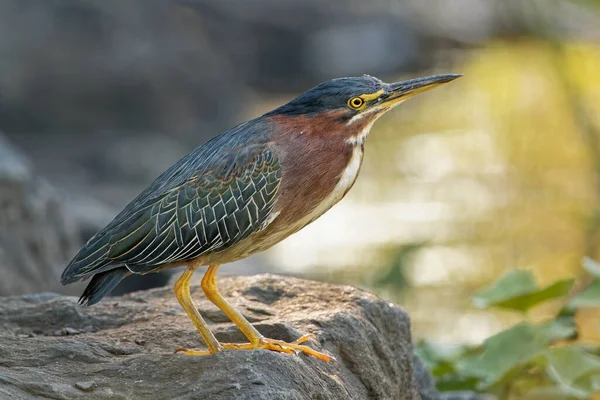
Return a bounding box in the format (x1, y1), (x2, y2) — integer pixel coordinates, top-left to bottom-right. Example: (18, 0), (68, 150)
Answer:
(61, 73), (460, 362)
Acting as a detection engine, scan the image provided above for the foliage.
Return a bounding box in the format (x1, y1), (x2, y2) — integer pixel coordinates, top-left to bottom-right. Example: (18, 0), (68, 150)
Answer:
(416, 259), (600, 399)
(472, 269), (574, 312)
(373, 243), (427, 291)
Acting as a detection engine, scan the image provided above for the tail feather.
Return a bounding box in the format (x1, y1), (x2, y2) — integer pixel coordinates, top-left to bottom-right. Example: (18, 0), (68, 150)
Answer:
(79, 267), (130, 306)
(61, 234), (112, 285)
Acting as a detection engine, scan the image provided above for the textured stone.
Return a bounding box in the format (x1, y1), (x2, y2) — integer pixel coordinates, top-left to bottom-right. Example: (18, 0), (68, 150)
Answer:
(0, 274), (422, 400)
(0, 134), (82, 297)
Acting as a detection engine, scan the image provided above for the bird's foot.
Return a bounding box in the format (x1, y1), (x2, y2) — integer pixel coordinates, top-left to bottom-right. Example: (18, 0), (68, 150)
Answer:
(175, 334), (332, 362)
(222, 333), (332, 362)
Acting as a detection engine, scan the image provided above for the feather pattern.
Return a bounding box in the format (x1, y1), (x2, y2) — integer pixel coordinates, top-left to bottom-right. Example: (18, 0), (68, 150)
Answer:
(61, 121), (281, 283)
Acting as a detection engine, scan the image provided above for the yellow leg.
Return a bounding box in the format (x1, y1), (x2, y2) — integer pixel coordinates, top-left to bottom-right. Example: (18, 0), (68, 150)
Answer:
(173, 265), (223, 355)
(199, 264), (332, 362)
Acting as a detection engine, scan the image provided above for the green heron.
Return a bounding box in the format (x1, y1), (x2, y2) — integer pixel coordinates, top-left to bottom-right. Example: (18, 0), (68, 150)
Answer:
(61, 73), (460, 362)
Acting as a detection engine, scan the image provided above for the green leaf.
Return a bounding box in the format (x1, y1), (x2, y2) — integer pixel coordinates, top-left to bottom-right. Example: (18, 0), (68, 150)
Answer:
(501, 279), (574, 312)
(473, 270), (537, 307)
(473, 270), (574, 312)
(457, 322), (554, 387)
(545, 347), (600, 398)
(415, 341), (469, 377)
(435, 376), (480, 392)
(582, 257), (600, 278)
(539, 317), (578, 342)
(569, 279), (600, 308)
(456, 318), (575, 388)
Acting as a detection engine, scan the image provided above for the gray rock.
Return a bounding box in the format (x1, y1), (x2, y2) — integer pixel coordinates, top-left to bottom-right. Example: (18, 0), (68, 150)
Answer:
(0, 134), (82, 297)
(413, 353), (441, 400)
(0, 133), (177, 298)
(0, 274), (423, 400)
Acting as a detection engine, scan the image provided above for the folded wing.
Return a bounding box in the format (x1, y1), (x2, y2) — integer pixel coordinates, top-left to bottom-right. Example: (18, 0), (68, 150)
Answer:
(61, 144), (281, 283)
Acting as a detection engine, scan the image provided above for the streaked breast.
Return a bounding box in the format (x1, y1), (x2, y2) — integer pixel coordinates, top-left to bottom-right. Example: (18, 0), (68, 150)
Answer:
(284, 143), (363, 232)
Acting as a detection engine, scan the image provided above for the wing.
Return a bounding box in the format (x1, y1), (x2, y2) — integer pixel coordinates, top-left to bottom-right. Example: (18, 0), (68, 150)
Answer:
(62, 143), (281, 282)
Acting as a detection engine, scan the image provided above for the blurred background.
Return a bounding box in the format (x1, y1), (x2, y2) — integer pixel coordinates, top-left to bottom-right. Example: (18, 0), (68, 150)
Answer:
(2, 0), (600, 397)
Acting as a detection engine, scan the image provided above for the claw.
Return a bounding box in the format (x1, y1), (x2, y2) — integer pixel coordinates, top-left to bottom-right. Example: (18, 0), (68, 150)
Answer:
(293, 333), (315, 345)
(175, 347), (212, 356)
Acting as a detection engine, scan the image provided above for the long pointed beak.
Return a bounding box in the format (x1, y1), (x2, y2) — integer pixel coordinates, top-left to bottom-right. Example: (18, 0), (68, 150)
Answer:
(379, 74), (462, 106)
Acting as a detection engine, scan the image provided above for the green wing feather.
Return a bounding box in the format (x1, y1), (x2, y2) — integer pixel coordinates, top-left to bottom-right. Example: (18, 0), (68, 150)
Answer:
(62, 142), (281, 282)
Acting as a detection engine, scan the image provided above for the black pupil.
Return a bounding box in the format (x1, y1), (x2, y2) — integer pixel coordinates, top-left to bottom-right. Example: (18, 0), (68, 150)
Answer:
(353, 99), (361, 106)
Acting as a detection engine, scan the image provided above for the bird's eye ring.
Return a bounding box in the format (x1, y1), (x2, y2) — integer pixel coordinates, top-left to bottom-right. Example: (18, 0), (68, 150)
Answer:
(348, 97), (365, 109)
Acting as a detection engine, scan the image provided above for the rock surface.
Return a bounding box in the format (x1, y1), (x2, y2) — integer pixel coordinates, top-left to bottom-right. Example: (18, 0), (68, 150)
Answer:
(0, 133), (182, 297)
(0, 274), (425, 400)
(0, 134), (82, 296)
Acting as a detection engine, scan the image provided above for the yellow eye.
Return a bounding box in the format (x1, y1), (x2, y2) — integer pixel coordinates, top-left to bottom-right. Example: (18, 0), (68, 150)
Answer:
(348, 97), (365, 109)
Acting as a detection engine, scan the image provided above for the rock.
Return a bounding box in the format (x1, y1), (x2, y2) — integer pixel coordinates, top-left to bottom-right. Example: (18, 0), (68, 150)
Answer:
(413, 354), (441, 400)
(0, 0), (243, 138)
(0, 133), (178, 298)
(0, 274), (423, 400)
(74, 381), (97, 392)
(0, 134), (82, 297)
